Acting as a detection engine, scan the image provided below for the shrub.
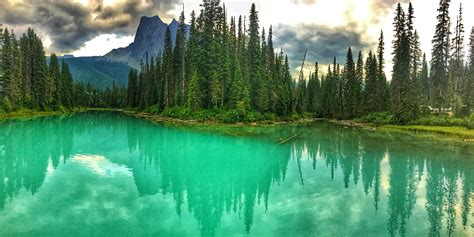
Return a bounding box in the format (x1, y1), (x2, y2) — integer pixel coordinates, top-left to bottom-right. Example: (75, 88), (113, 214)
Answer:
(360, 112), (395, 125)
(2, 97), (12, 113)
(58, 105), (68, 113)
(146, 105), (160, 115)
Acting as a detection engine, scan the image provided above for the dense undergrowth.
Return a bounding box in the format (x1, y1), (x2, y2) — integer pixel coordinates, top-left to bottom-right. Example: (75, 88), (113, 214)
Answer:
(360, 112), (474, 129)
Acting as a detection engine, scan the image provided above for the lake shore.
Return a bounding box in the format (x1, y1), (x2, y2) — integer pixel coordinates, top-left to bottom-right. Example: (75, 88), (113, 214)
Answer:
(0, 108), (124, 121)
(329, 119), (474, 142)
(2, 109), (473, 143)
(127, 111), (474, 143)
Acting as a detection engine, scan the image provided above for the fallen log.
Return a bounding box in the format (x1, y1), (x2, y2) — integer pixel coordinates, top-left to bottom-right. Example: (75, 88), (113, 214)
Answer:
(279, 134), (298, 144)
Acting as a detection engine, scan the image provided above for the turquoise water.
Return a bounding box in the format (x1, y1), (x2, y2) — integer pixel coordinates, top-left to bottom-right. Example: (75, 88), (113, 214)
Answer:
(0, 112), (473, 236)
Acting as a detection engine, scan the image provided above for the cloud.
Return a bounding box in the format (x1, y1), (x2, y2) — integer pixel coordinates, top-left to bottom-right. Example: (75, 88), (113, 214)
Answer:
(0, 0), (182, 53)
(290, 0), (317, 5)
(273, 22), (375, 71)
(370, 0), (410, 22)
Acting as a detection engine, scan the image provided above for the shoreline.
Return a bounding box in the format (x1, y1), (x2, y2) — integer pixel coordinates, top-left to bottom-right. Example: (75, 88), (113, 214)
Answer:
(2, 109), (473, 143)
(328, 119), (474, 142)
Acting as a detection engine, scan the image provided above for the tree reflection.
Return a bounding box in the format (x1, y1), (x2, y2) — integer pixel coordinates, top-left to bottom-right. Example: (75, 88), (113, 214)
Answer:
(0, 114), (472, 236)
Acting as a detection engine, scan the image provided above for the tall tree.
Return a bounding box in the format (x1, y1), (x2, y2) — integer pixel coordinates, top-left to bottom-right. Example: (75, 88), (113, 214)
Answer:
(343, 47), (357, 118)
(174, 10), (187, 106)
(49, 53), (61, 109)
(430, 0), (451, 110)
(450, 3), (464, 115)
(420, 53), (430, 104)
(163, 26), (174, 108)
(248, 3), (260, 109)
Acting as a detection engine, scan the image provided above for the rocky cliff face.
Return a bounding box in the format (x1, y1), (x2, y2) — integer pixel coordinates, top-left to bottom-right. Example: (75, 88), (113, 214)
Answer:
(105, 16), (188, 67)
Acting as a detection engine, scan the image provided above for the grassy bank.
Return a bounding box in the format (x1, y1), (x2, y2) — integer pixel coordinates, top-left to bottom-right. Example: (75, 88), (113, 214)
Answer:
(0, 107), (124, 121)
(380, 125), (474, 141)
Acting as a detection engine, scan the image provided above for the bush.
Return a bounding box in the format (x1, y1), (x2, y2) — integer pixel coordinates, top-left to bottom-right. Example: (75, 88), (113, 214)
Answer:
(410, 114), (474, 129)
(162, 107), (192, 119)
(58, 105), (68, 113)
(2, 97), (12, 113)
(360, 112), (395, 125)
(145, 105), (160, 115)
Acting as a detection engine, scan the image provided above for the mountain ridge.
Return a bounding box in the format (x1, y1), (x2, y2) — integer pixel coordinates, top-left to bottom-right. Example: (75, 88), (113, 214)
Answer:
(66, 15), (188, 88)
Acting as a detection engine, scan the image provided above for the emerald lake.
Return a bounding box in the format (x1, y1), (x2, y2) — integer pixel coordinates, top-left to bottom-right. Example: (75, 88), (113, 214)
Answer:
(0, 112), (473, 236)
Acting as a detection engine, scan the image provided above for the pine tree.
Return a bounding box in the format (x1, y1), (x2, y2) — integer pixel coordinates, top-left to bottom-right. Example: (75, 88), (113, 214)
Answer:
(248, 3), (260, 109)
(49, 53), (61, 109)
(1, 29), (12, 103)
(187, 69), (202, 110)
(465, 27), (474, 108)
(60, 60), (73, 108)
(431, 0), (451, 110)
(355, 51), (364, 115)
(420, 53), (430, 104)
(343, 47), (357, 118)
(174, 10), (187, 106)
(376, 31), (389, 111)
(450, 3), (464, 115)
(163, 26), (174, 108)
(364, 51), (378, 113)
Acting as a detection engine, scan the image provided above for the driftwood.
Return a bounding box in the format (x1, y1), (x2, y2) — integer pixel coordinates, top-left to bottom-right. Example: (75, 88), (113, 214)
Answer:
(279, 134), (298, 144)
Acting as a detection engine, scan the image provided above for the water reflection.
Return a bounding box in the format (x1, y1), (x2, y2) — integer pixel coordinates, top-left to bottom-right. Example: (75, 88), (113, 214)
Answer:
(0, 112), (472, 236)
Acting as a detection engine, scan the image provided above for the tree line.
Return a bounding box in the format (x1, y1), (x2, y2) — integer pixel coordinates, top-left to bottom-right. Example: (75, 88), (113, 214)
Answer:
(127, 2), (294, 119)
(0, 27), (125, 113)
(126, 0), (474, 123)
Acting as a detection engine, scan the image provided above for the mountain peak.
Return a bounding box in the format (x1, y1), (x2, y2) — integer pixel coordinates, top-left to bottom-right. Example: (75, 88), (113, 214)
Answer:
(105, 15), (189, 68)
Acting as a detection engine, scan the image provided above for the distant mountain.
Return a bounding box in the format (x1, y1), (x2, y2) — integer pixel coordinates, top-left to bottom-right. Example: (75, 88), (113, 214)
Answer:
(64, 15), (188, 89)
(104, 15), (189, 67)
(61, 56), (131, 89)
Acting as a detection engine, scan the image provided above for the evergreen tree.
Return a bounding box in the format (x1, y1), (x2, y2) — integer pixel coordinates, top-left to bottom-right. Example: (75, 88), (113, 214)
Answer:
(248, 3), (260, 109)
(430, 0), (451, 110)
(60, 60), (73, 108)
(49, 53), (61, 109)
(356, 51), (364, 115)
(163, 27), (174, 108)
(420, 53), (430, 104)
(450, 3), (464, 115)
(187, 69), (202, 110)
(174, 10), (187, 106)
(364, 51), (378, 113)
(465, 27), (474, 108)
(343, 47), (357, 118)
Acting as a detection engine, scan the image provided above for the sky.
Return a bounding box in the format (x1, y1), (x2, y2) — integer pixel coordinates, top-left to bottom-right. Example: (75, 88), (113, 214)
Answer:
(0, 0), (473, 77)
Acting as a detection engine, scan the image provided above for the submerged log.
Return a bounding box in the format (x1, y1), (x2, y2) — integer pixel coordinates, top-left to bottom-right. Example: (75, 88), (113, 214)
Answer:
(279, 134), (298, 144)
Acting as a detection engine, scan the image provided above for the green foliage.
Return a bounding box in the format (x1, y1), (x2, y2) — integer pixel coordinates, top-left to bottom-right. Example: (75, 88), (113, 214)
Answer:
(2, 97), (12, 113)
(360, 112), (396, 125)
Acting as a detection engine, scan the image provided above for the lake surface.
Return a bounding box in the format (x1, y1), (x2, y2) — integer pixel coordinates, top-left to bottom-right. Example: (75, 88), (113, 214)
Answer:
(0, 112), (473, 236)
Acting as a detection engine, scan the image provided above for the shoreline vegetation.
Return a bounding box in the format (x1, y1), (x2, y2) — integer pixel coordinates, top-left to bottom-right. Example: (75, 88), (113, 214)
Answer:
(1, 108), (473, 143)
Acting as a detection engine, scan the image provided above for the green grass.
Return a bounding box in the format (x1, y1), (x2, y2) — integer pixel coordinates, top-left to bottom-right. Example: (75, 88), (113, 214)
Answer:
(381, 125), (474, 140)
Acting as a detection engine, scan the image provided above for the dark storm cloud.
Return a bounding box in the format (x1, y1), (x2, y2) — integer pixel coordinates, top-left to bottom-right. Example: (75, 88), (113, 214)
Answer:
(0, 0), (182, 53)
(273, 23), (375, 69)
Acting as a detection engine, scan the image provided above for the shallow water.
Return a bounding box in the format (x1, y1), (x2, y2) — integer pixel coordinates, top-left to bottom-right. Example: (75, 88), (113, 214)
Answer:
(0, 112), (473, 236)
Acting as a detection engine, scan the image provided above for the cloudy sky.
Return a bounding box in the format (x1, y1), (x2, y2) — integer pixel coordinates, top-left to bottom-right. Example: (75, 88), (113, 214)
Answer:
(0, 0), (473, 77)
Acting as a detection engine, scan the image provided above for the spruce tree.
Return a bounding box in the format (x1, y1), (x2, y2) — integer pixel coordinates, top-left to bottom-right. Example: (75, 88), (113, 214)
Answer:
(248, 3), (260, 109)
(450, 3), (464, 115)
(420, 53), (430, 104)
(343, 47), (357, 118)
(174, 10), (187, 106)
(163, 27), (174, 108)
(430, 0), (451, 111)
(49, 53), (61, 109)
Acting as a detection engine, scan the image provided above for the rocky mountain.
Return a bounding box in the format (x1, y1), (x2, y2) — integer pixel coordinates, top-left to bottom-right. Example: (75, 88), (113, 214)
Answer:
(65, 15), (188, 89)
(104, 15), (189, 67)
